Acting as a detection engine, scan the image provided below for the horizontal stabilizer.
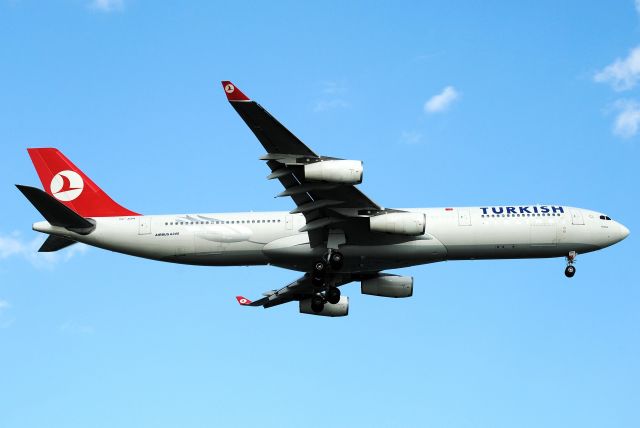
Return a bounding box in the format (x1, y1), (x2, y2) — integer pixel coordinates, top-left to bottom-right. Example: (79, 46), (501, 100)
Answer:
(39, 235), (76, 252)
(16, 185), (95, 233)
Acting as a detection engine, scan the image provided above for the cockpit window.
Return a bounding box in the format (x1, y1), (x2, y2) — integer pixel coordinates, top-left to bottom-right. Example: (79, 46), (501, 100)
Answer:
(599, 215), (612, 221)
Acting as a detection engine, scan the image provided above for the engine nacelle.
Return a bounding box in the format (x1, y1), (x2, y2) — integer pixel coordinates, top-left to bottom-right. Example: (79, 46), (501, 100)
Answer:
(369, 212), (425, 236)
(361, 274), (413, 298)
(299, 296), (349, 317)
(304, 160), (363, 184)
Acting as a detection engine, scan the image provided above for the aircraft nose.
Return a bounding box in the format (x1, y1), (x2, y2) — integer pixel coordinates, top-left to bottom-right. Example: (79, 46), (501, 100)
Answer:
(619, 223), (630, 240)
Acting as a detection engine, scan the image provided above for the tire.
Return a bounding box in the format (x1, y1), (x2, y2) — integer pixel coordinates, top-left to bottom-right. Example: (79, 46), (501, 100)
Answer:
(329, 252), (344, 270)
(326, 287), (341, 304)
(311, 295), (325, 313)
(565, 265), (576, 278)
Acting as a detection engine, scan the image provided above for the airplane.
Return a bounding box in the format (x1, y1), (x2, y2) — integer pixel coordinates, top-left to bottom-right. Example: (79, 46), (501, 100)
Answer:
(16, 81), (630, 317)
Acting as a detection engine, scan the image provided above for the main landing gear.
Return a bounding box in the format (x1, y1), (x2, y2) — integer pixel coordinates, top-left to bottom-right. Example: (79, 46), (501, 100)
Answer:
(565, 251), (577, 278)
(310, 250), (344, 313)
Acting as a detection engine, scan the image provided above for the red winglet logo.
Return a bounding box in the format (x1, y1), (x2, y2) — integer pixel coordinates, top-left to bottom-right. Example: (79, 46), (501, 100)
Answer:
(236, 296), (252, 305)
(221, 81), (250, 101)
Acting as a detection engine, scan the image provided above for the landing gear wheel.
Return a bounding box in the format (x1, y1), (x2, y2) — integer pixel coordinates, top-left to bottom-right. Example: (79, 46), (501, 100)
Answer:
(326, 287), (341, 304)
(565, 265), (576, 278)
(310, 295), (325, 313)
(312, 260), (327, 276)
(329, 251), (344, 270)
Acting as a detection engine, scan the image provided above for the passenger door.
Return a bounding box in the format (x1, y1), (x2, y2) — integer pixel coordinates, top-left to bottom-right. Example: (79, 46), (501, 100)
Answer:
(458, 208), (471, 226)
(570, 209), (585, 225)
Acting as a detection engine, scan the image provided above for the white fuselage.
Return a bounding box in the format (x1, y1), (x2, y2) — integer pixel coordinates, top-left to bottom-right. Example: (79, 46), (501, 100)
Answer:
(33, 205), (629, 273)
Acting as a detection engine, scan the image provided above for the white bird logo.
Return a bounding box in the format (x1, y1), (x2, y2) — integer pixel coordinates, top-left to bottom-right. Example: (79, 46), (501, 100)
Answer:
(50, 170), (84, 201)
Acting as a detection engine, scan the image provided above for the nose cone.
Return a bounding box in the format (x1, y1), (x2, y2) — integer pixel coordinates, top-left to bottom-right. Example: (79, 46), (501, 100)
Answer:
(619, 223), (630, 241)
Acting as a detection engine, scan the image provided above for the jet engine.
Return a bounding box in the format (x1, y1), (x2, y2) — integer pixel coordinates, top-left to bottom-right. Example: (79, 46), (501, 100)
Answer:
(304, 160), (363, 184)
(361, 274), (413, 298)
(369, 212), (425, 236)
(299, 296), (349, 317)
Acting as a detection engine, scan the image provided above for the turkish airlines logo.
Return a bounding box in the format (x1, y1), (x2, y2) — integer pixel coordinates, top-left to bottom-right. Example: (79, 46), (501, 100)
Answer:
(224, 83), (235, 93)
(50, 170), (84, 201)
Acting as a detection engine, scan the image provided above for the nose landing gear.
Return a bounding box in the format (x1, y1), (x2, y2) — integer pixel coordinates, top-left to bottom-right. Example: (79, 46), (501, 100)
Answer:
(565, 251), (577, 278)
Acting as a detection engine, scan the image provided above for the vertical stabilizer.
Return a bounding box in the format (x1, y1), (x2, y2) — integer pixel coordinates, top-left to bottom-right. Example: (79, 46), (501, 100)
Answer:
(27, 148), (139, 217)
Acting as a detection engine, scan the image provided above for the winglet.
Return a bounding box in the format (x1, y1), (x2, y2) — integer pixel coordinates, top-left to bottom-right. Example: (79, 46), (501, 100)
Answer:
(221, 81), (250, 101)
(236, 296), (252, 305)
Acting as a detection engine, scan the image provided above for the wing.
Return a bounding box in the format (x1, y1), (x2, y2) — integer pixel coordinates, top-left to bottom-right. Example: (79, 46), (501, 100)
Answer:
(221, 81), (382, 247)
(235, 273), (354, 309)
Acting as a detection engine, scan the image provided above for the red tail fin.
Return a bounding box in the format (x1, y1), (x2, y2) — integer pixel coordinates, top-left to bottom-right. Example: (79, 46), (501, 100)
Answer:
(27, 148), (139, 217)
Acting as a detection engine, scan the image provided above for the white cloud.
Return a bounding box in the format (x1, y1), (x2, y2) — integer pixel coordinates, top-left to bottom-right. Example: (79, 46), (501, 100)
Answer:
(314, 80), (349, 112)
(0, 232), (88, 269)
(400, 131), (423, 144)
(90, 0), (124, 13)
(59, 320), (95, 335)
(314, 99), (349, 112)
(0, 300), (13, 329)
(612, 100), (640, 138)
(424, 86), (459, 113)
(594, 46), (640, 91)
(321, 80), (347, 95)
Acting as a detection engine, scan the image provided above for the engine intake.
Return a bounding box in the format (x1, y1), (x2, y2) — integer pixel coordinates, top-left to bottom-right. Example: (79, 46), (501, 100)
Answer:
(369, 212), (425, 236)
(304, 160), (363, 184)
(361, 274), (413, 298)
(299, 296), (349, 317)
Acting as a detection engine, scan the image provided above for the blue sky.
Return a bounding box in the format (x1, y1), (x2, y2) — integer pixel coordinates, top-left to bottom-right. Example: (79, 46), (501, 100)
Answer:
(1, 1), (639, 427)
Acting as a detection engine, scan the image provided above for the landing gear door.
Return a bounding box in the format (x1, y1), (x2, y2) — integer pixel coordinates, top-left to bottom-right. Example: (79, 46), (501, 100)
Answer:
(570, 210), (584, 225)
(138, 217), (151, 235)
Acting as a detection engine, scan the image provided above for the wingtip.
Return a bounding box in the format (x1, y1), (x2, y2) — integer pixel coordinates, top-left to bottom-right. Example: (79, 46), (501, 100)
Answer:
(221, 81), (250, 101)
(236, 296), (252, 305)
